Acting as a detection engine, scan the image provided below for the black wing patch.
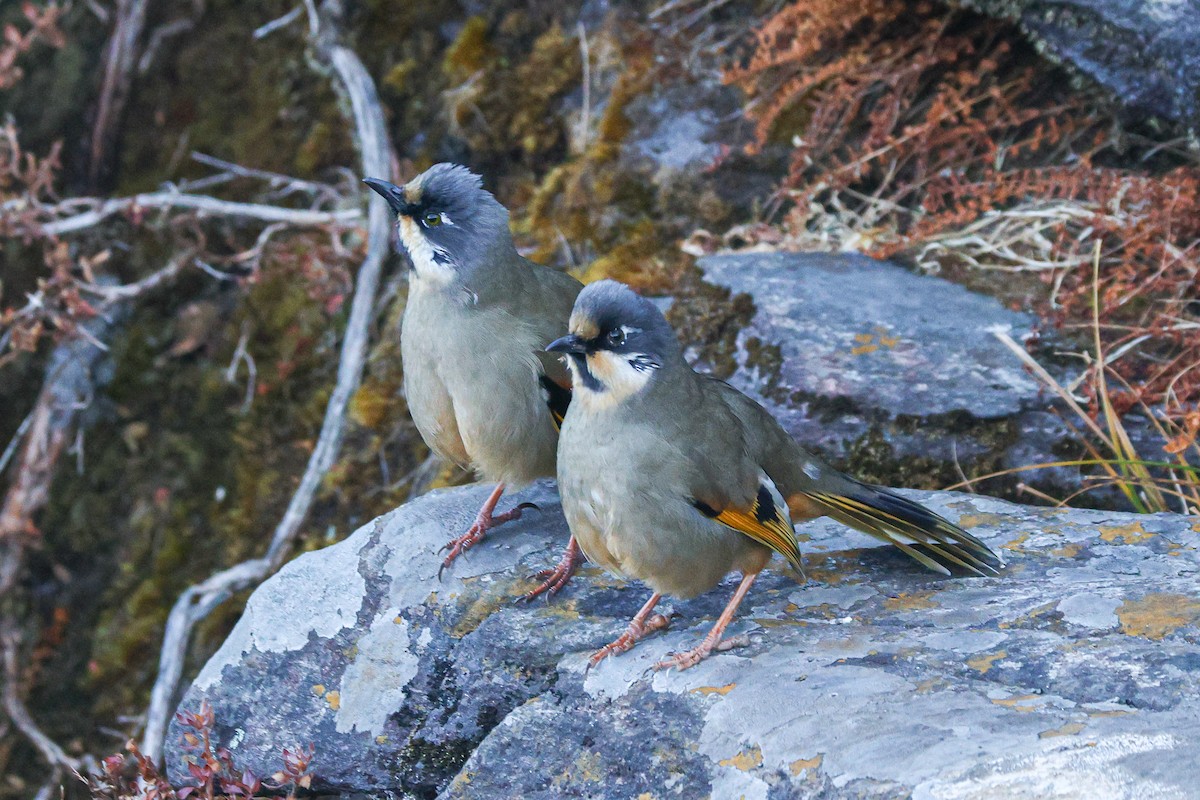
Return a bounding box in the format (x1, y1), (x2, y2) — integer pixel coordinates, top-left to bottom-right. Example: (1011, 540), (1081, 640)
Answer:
(688, 487), (804, 573)
(539, 374), (572, 429)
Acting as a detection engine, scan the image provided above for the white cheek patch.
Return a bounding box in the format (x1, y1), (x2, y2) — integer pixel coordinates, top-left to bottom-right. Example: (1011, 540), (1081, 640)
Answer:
(398, 216), (455, 285)
(576, 350), (657, 408)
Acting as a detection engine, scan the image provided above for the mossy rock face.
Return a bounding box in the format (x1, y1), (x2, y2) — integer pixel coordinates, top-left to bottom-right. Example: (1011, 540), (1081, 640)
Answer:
(112, 0), (354, 192)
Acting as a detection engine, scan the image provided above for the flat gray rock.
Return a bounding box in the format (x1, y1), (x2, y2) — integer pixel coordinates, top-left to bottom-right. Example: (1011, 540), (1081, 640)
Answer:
(698, 251), (1038, 420)
(951, 0), (1200, 130)
(694, 251), (1066, 486)
(167, 482), (1200, 798)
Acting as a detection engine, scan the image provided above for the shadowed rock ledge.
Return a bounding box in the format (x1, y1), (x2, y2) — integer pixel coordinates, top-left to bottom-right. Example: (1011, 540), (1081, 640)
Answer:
(166, 481), (1200, 798)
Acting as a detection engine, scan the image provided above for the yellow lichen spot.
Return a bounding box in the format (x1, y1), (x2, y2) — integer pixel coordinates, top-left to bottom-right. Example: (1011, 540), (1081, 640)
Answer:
(1003, 531), (1029, 550)
(637, 794), (656, 800)
(853, 333), (874, 344)
(448, 770), (474, 789)
(376, 735), (389, 744)
(530, 596), (581, 621)
(451, 592), (508, 638)
(560, 751), (603, 784)
(1051, 542), (1082, 558)
(325, 690), (340, 711)
(883, 591), (940, 611)
(991, 694), (1042, 712)
(1039, 722), (1086, 738)
(719, 744), (763, 771)
(967, 650), (1007, 674)
(789, 754), (823, 776)
(1099, 522), (1153, 544)
(998, 601), (1055, 629)
(692, 683), (737, 696)
(394, 615), (404, 624)
(914, 678), (947, 694)
(1085, 708), (1133, 718)
(956, 512), (1007, 528)
(851, 343), (879, 356)
(1117, 593), (1200, 640)
(311, 684), (325, 697)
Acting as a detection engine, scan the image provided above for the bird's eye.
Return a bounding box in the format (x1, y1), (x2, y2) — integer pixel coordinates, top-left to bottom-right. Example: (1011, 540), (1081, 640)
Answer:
(423, 211), (442, 227)
(606, 328), (626, 348)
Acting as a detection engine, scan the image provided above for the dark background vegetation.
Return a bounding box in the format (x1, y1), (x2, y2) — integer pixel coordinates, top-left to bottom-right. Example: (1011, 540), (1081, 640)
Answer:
(0, 0), (1196, 795)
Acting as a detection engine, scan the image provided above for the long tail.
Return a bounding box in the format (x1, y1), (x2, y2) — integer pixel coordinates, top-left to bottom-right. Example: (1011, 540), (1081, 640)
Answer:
(799, 485), (1003, 576)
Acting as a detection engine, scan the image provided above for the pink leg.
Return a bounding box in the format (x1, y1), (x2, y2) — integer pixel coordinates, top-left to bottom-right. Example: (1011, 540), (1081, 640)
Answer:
(655, 572), (759, 671)
(521, 536), (584, 602)
(438, 484), (536, 579)
(588, 592), (671, 667)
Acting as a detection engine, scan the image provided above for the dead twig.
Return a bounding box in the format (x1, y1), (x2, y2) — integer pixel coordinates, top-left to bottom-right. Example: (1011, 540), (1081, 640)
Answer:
(140, 1), (394, 761)
(137, 15), (196, 74)
(189, 151), (339, 203)
(225, 322), (257, 414)
(1, 625), (81, 775)
(254, 5), (304, 39)
(29, 191), (360, 237)
(77, 253), (188, 302)
(0, 313), (117, 596)
(0, 315), (115, 794)
(90, 0), (152, 186)
(0, 410), (34, 477)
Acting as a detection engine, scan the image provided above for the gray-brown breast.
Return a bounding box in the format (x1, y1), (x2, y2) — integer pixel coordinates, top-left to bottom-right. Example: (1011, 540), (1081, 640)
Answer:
(401, 253), (581, 484)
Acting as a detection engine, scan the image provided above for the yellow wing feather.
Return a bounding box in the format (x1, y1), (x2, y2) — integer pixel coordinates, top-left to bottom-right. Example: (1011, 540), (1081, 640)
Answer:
(711, 494), (805, 575)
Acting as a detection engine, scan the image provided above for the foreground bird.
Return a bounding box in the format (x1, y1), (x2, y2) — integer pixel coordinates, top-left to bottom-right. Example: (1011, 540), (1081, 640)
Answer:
(548, 280), (1003, 670)
(364, 164), (584, 598)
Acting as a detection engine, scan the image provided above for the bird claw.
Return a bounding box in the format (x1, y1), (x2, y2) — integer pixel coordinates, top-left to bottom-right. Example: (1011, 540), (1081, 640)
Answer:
(437, 501), (534, 581)
(519, 539), (583, 603)
(653, 633), (750, 672)
(587, 612), (671, 667)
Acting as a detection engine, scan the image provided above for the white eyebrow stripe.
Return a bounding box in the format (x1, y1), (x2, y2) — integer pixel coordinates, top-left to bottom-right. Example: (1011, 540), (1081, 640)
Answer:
(439, 212), (453, 225)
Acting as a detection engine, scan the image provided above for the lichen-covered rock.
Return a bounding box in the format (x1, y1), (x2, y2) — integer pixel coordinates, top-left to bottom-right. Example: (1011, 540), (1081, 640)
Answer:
(698, 251), (1040, 421)
(168, 481), (1200, 798)
(949, 0), (1200, 130)
(694, 251), (1070, 492)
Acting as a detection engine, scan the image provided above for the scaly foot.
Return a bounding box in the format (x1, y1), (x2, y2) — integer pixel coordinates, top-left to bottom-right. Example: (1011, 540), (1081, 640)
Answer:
(587, 592), (669, 668)
(437, 483), (537, 580)
(589, 614), (672, 667)
(521, 536), (583, 602)
(653, 633), (750, 671)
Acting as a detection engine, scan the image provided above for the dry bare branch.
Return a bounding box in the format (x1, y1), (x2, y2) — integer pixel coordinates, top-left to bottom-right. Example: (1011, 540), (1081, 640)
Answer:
(27, 191), (360, 236)
(0, 312), (117, 596)
(90, 0), (151, 186)
(140, 2), (395, 761)
(77, 253), (189, 302)
(1, 625), (81, 774)
(189, 152), (339, 201)
(0, 311), (118, 792)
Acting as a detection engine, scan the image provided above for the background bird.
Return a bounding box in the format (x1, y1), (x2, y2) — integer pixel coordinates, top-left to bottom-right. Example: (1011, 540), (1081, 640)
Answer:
(548, 280), (1003, 670)
(364, 164), (583, 598)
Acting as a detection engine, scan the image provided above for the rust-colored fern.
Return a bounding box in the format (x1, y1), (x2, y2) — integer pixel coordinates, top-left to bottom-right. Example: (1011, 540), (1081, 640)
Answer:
(726, 0), (1200, 438)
